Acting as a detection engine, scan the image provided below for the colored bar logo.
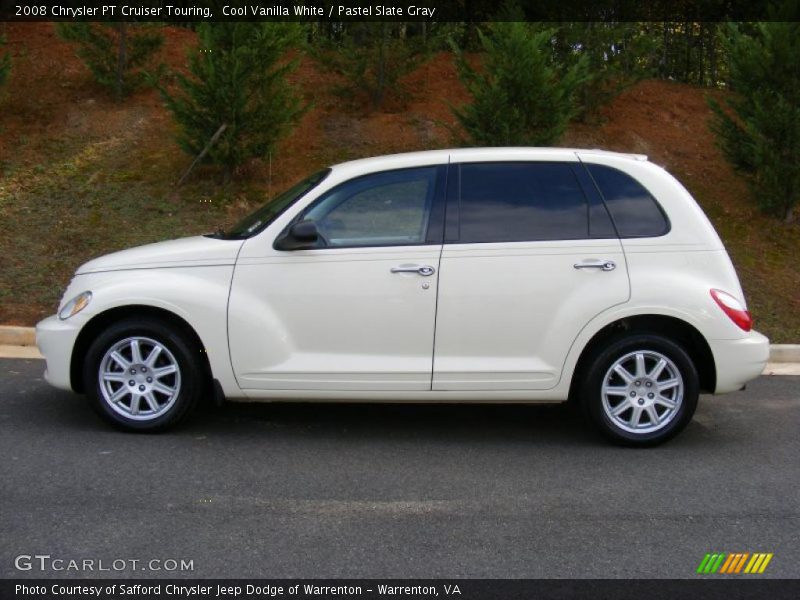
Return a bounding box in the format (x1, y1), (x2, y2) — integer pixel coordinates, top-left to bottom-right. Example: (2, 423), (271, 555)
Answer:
(697, 552), (773, 574)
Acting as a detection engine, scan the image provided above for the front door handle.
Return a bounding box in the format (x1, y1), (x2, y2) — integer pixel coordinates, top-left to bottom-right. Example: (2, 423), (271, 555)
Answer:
(574, 259), (616, 272)
(391, 265), (436, 276)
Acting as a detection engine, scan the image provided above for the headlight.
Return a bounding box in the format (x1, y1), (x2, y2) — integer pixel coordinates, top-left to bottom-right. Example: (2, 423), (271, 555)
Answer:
(58, 291), (93, 320)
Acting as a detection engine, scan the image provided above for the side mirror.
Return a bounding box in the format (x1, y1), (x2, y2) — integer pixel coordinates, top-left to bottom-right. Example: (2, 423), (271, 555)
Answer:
(274, 219), (320, 251)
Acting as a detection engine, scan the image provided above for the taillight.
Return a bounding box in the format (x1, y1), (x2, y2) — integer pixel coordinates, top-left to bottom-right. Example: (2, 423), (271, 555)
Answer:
(710, 289), (752, 332)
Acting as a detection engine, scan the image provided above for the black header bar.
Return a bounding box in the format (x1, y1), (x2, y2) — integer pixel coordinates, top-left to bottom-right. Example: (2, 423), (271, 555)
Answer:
(1, 0), (797, 23)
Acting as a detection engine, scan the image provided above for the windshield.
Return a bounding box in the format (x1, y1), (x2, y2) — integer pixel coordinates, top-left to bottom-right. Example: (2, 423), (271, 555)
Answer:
(219, 169), (330, 240)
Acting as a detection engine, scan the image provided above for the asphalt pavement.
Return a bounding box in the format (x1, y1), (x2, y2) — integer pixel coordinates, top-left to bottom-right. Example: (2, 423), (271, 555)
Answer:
(1, 358), (798, 579)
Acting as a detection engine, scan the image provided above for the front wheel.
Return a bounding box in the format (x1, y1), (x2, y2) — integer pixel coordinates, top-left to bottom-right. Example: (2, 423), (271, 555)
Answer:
(580, 334), (699, 446)
(83, 318), (205, 432)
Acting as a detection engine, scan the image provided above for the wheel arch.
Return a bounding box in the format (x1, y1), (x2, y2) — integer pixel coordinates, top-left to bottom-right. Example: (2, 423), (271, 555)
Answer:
(568, 314), (716, 401)
(70, 305), (212, 393)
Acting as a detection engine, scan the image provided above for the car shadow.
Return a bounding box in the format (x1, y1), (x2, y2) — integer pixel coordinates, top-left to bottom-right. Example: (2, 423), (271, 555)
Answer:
(27, 386), (721, 450)
(39, 389), (599, 447)
(191, 396), (604, 447)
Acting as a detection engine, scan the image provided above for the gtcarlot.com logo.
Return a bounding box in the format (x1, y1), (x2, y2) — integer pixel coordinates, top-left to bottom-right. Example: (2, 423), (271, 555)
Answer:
(697, 552), (773, 574)
(14, 554), (194, 572)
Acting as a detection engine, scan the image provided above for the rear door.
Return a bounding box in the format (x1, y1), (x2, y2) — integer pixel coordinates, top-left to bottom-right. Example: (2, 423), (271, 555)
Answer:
(432, 160), (630, 391)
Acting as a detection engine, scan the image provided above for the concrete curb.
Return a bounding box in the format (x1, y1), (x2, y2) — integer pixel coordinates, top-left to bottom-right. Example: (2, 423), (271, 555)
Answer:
(0, 326), (36, 347)
(2, 325), (800, 362)
(768, 344), (800, 363)
(0, 345), (43, 360)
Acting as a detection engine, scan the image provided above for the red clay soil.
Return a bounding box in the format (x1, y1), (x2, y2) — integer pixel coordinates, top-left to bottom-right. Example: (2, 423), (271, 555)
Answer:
(0, 23), (195, 165)
(564, 79), (800, 330)
(563, 78), (759, 233)
(1, 24), (797, 333)
(0, 25), (464, 188)
(0, 25), (765, 211)
(565, 79), (751, 213)
(273, 51), (468, 183)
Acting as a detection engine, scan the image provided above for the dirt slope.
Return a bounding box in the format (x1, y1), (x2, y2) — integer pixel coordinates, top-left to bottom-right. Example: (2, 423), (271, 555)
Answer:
(0, 24), (797, 341)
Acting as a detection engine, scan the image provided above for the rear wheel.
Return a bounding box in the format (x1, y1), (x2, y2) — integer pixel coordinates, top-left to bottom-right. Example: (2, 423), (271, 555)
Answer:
(581, 334), (699, 446)
(83, 318), (204, 431)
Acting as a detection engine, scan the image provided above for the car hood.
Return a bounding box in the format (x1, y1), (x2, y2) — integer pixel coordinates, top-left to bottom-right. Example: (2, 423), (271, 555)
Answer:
(76, 236), (244, 274)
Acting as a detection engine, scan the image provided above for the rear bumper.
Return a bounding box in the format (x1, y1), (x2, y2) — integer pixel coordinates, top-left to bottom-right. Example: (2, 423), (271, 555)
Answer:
(710, 330), (770, 394)
(36, 314), (83, 391)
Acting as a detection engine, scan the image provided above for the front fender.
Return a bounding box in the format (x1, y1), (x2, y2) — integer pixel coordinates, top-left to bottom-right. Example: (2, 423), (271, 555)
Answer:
(65, 266), (240, 397)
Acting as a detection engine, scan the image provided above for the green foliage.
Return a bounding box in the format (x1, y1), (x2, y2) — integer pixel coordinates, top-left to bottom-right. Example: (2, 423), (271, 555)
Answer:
(709, 11), (800, 222)
(451, 21), (587, 146)
(159, 22), (305, 180)
(56, 23), (163, 100)
(553, 22), (659, 122)
(0, 34), (10, 88)
(312, 23), (429, 110)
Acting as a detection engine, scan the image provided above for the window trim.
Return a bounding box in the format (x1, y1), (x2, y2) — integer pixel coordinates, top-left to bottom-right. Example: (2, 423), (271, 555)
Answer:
(274, 164), (448, 251)
(571, 161), (619, 239)
(581, 162), (672, 239)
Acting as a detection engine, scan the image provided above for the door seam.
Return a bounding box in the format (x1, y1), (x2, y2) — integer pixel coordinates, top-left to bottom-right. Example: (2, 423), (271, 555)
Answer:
(429, 155), (451, 390)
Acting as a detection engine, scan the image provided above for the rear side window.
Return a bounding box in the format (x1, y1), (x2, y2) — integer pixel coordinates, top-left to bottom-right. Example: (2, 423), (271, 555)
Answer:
(456, 162), (589, 243)
(585, 164), (670, 237)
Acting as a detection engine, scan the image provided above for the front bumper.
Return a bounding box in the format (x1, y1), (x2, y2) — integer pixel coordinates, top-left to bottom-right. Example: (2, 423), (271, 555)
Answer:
(710, 330), (770, 394)
(36, 314), (85, 391)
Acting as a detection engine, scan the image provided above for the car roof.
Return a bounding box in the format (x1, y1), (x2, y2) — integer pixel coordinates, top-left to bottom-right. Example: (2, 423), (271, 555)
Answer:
(329, 148), (649, 179)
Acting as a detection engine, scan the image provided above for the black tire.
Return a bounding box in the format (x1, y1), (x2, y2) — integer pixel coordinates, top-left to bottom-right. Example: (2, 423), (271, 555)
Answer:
(83, 317), (205, 432)
(580, 333), (699, 446)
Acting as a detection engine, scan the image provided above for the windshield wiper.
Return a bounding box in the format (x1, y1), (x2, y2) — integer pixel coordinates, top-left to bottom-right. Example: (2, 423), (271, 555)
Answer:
(204, 227), (228, 239)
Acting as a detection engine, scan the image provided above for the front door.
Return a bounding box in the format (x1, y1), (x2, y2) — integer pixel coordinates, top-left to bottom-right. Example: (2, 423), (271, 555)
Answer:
(229, 165), (446, 391)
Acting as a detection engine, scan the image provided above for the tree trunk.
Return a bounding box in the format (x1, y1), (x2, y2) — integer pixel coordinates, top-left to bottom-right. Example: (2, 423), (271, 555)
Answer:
(684, 21), (692, 83)
(698, 22), (705, 86)
(116, 23), (127, 102)
(176, 123), (228, 187)
(375, 22), (386, 108)
(622, 25), (631, 78)
(709, 25), (718, 86)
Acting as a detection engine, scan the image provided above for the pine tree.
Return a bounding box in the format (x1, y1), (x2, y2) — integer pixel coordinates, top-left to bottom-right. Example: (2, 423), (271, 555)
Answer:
(451, 21), (587, 147)
(312, 22), (428, 110)
(57, 23), (163, 100)
(553, 22), (657, 123)
(159, 22), (305, 181)
(0, 34), (10, 88)
(709, 9), (800, 222)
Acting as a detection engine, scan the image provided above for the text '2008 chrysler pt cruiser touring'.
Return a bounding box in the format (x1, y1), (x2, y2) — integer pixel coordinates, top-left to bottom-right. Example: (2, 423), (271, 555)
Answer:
(37, 148), (769, 445)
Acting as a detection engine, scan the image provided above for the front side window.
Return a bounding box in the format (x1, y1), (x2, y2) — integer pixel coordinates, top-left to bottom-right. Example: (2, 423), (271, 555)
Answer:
(455, 162), (589, 243)
(302, 166), (438, 247)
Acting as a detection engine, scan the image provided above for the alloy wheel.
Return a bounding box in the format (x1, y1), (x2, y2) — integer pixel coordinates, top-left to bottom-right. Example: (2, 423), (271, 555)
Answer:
(601, 350), (684, 434)
(97, 336), (182, 421)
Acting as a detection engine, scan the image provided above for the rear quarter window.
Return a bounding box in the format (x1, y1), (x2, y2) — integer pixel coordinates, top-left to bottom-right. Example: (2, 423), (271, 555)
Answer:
(585, 164), (670, 237)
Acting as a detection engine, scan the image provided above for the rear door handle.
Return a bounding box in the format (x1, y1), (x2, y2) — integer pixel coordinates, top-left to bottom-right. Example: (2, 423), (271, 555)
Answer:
(574, 259), (616, 272)
(391, 265), (436, 276)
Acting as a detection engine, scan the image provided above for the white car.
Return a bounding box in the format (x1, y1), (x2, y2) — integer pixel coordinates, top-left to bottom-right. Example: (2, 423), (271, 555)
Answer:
(37, 148), (769, 445)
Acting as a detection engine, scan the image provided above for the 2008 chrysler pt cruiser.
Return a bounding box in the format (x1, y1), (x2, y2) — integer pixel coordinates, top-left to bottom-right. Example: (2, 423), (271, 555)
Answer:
(37, 148), (769, 445)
